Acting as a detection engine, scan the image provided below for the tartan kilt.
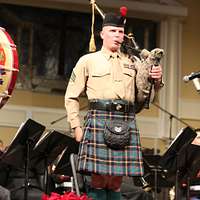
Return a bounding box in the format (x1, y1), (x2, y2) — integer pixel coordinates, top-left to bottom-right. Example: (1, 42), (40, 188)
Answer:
(77, 109), (144, 177)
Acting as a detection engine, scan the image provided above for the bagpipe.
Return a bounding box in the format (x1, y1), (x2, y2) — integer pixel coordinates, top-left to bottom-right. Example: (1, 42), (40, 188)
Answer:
(0, 27), (19, 109)
(89, 0), (164, 110)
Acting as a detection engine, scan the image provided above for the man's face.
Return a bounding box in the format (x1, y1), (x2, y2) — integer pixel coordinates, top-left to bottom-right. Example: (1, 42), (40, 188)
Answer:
(101, 26), (124, 52)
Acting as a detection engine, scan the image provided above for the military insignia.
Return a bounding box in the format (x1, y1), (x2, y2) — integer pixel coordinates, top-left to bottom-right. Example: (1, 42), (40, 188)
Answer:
(123, 63), (129, 68)
(114, 126), (122, 133)
(69, 71), (76, 82)
(123, 63), (135, 70)
(129, 64), (135, 70)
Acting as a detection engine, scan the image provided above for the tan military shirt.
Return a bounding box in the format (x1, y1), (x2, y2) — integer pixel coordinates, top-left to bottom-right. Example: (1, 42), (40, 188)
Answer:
(65, 47), (153, 129)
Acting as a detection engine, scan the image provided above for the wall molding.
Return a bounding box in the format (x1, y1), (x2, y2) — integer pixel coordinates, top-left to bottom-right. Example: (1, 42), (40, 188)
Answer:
(2, 98), (199, 138)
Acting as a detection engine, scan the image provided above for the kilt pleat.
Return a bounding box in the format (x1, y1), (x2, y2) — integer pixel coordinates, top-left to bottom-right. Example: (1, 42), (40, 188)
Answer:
(77, 110), (144, 176)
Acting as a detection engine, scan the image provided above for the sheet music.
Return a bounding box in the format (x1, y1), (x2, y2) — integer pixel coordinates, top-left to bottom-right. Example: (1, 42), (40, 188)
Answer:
(34, 130), (52, 148)
(8, 122), (25, 146)
(168, 127), (184, 149)
(52, 147), (68, 172)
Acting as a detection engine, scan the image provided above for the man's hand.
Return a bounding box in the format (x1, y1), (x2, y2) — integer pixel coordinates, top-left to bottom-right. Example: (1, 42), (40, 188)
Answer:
(74, 126), (83, 142)
(149, 65), (164, 90)
(149, 65), (162, 80)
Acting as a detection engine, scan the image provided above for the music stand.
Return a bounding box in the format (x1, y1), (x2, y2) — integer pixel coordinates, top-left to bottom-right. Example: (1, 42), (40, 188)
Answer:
(30, 131), (79, 194)
(53, 139), (79, 176)
(1, 118), (45, 200)
(159, 126), (197, 200)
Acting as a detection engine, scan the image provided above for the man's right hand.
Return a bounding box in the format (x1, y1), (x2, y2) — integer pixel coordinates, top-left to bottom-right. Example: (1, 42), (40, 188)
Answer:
(74, 126), (83, 142)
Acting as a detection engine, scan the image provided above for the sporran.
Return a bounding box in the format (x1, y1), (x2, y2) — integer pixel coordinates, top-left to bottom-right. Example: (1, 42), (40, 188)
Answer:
(104, 120), (130, 150)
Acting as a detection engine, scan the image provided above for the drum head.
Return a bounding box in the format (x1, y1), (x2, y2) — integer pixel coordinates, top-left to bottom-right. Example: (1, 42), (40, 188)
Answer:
(0, 27), (19, 108)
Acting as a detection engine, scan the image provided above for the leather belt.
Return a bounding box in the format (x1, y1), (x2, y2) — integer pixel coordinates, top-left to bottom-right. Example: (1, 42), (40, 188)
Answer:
(89, 100), (135, 113)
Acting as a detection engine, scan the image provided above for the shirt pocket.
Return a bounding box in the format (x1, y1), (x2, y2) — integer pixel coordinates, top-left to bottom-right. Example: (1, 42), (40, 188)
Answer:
(88, 67), (111, 91)
(91, 67), (110, 77)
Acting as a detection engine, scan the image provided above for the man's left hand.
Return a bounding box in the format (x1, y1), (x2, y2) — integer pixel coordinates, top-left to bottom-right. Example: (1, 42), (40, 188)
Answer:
(149, 65), (162, 80)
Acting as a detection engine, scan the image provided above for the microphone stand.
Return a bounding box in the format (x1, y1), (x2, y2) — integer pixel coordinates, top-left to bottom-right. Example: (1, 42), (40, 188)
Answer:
(51, 115), (67, 125)
(152, 103), (192, 128)
(152, 102), (194, 141)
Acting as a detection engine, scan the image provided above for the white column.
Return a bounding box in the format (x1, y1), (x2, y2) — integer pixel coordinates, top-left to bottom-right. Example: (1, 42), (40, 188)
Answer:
(159, 17), (182, 139)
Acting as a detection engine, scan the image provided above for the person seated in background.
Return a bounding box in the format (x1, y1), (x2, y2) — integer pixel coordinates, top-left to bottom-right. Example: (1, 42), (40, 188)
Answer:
(0, 186), (10, 200)
(0, 143), (11, 200)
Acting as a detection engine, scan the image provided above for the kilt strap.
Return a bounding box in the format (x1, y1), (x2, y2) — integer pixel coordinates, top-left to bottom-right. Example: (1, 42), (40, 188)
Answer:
(89, 99), (135, 113)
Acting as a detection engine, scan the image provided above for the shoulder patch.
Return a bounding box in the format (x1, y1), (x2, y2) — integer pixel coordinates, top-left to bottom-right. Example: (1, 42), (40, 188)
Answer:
(69, 71), (76, 82)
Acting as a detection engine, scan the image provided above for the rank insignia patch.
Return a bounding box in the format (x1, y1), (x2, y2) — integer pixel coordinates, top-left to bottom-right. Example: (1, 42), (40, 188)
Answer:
(123, 63), (135, 70)
(69, 71), (76, 82)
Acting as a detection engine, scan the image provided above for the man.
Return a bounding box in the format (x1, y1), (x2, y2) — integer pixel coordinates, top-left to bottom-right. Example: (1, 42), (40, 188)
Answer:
(0, 186), (10, 200)
(0, 140), (11, 200)
(65, 8), (163, 200)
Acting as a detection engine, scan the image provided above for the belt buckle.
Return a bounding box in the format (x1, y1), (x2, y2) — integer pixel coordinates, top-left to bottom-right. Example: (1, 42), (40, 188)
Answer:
(116, 103), (122, 111)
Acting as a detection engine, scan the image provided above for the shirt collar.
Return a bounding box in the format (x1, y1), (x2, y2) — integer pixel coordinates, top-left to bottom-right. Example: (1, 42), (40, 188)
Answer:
(101, 47), (121, 60)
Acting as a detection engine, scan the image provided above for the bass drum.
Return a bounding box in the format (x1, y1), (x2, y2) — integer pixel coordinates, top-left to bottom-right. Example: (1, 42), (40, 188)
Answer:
(0, 27), (19, 108)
